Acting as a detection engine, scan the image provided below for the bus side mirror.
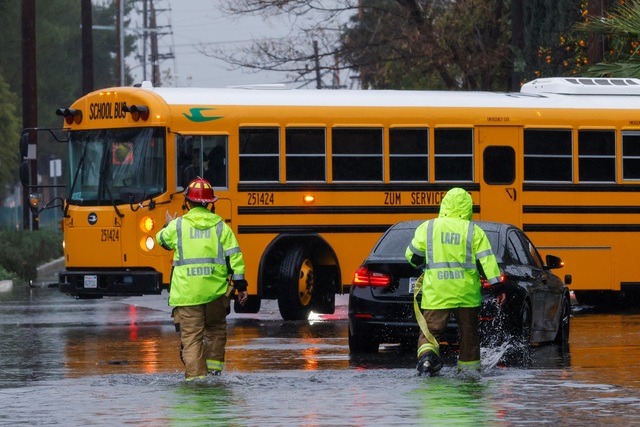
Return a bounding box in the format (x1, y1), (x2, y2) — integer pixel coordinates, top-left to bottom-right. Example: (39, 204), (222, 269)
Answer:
(19, 161), (30, 186)
(20, 132), (36, 186)
(20, 133), (29, 160)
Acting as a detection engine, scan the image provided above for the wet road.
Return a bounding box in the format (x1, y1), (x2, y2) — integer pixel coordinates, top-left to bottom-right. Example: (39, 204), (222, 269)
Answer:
(1, 283), (640, 426)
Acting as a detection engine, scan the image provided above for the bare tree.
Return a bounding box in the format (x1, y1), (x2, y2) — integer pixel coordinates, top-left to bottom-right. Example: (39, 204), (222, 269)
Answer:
(199, 0), (512, 90)
(198, 1), (358, 88)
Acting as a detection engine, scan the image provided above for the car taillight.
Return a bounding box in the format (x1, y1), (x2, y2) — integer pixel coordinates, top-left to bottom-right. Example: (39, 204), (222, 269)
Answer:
(481, 272), (506, 289)
(352, 266), (391, 287)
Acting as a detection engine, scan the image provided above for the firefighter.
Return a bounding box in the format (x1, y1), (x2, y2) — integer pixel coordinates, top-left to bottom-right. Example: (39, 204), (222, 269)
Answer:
(405, 187), (505, 376)
(156, 177), (248, 380)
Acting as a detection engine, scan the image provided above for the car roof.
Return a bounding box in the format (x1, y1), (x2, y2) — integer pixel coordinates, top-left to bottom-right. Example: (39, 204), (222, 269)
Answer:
(388, 219), (516, 233)
(367, 219), (520, 263)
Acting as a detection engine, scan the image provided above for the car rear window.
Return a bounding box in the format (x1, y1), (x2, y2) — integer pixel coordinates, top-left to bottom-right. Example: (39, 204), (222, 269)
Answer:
(373, 227), (416, 256)
(484, 230), (499, 253)
(374, 224), (502, 259)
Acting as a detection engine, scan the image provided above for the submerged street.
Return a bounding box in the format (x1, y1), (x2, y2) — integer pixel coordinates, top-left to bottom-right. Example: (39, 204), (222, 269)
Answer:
(1, 282), (640, 426)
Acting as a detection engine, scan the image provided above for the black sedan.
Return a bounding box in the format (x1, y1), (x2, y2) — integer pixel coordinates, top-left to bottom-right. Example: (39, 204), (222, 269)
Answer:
(348, 220), (571, 354)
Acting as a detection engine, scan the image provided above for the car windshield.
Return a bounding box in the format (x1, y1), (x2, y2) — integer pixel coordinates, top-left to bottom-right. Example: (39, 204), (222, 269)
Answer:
(374, 223), (502, 260)
(67, 127), (166, 205)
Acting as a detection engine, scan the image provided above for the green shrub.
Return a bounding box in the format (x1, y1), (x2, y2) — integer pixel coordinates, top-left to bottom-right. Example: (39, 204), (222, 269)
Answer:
(0, 227), (63, 280)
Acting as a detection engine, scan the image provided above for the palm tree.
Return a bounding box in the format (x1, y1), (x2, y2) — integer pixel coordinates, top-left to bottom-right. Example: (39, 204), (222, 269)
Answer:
(577, 0), (640, 77)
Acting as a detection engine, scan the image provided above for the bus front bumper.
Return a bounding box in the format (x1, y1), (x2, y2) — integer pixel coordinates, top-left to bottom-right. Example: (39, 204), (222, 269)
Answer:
(58, 268), (163, 298)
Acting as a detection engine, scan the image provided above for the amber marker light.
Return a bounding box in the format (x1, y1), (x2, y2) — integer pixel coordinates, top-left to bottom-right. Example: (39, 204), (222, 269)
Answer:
(140, 216), (155, 233)
(303, 194), (315, 204)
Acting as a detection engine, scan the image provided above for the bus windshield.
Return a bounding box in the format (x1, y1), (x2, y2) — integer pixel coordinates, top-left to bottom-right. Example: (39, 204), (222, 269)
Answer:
(68, 127), (166, 205)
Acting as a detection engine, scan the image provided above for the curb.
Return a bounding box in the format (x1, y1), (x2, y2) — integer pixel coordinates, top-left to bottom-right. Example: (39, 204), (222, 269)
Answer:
(36, 257), (65, 279)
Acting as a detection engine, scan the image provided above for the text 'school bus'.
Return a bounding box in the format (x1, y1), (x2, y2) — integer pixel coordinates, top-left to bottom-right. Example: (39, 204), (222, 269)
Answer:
(21, 77), (640, 319)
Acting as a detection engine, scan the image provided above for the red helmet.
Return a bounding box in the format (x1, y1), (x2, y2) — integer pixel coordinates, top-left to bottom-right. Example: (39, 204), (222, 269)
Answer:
(184, 177), (218, 204)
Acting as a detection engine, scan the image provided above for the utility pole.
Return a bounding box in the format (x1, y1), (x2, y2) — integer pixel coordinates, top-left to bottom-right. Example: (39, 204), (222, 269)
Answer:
(22, 0), (38, 230)
(81, 0), (94, 94)
(115, 0), (125, 85)
(142, 0), (148, 81)
(150, 0), (160, 86)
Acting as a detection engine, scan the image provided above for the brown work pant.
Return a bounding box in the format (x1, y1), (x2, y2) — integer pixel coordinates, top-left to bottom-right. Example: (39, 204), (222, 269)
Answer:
(418, 306), (481, 363)
(174, 295), (230, 379)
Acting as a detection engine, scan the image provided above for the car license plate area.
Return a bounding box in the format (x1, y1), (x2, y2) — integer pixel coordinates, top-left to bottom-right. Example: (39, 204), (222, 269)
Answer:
(408, 277), (418, 294)
(84, 275), (97, 288)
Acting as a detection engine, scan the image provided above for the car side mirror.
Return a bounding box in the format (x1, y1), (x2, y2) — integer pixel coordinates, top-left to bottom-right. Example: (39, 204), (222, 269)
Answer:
(545, 254), (564, 269)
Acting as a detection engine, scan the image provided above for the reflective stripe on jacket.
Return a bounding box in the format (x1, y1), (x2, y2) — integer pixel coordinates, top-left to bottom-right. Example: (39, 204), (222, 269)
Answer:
(156, 206), (245, 306)
(404, 188), (501, 310)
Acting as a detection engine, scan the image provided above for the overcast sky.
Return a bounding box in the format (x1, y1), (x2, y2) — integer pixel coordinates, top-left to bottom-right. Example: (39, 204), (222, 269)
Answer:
(128, 0), (298, 88)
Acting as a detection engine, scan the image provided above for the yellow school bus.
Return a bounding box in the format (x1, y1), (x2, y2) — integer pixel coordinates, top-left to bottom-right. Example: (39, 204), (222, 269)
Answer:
(30, 77), (640, 318)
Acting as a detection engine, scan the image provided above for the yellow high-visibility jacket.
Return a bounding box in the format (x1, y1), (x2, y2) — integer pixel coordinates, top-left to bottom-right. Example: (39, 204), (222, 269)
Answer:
(156, 206), (245, 307)
(405, 188), (501, 309)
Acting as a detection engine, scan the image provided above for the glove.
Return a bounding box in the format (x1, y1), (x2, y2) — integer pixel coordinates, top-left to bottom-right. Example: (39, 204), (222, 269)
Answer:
(233, 279), (248, 292)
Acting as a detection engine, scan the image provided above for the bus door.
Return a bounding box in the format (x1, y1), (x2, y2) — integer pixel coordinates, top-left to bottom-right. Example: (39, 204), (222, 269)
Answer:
(477, 126), (521, 225)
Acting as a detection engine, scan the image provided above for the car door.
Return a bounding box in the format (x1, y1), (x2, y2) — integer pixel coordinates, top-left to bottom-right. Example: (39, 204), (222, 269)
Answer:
(506, 229), (548, 334)
(517, 231), (564, 334)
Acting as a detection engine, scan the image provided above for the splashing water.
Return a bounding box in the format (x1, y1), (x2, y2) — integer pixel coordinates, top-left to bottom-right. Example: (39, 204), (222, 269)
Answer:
(481, 341), (512, 371)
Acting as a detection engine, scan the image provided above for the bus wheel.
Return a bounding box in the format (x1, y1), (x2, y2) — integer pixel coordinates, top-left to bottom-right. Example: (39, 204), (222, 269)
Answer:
(277, 246), (314, 320)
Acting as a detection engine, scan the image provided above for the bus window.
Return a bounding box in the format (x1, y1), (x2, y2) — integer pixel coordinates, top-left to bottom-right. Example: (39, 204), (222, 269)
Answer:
(578, 130), (615, 182)
(69, 127), (166, 203)
(483, 146), (515, 184)
(240, 128), (279, 182)
(177, 136), (196, 189)
(524, 129), (572, 182)
(285, 128), (326, 182)
(177, 135), (228, 188)
(202, 137), (228, 188)
(434, 128), (473, 181)
(332, 128), (383, 181)
(622, 131), (640, 180)
(389, 128), (428, 182)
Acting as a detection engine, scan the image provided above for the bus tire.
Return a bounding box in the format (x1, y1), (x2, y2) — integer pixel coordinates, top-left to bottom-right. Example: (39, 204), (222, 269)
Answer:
(277, 246), (314, 321)
(311, 265), (338, 315)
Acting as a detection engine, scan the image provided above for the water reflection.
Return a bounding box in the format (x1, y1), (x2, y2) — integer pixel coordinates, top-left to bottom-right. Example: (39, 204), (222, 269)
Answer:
(3, 285), (640, 425)
(413, 377), (496, 426)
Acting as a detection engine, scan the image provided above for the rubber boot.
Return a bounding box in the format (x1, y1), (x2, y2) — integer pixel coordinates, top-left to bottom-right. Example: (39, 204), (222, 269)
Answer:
(416, 351), (442, 377)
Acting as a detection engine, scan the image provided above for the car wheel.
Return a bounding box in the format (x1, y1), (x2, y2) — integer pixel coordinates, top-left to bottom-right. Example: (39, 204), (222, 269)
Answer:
(516, 300), (532, 346)
(503, 300), (532, 366)
(348, 322), (379, 353)
(553, 296), (571, 348)
(277, 246), (314, 320)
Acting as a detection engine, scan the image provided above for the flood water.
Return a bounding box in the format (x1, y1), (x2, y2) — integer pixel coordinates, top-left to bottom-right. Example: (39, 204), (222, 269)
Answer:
(1, 282), (640, 426)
